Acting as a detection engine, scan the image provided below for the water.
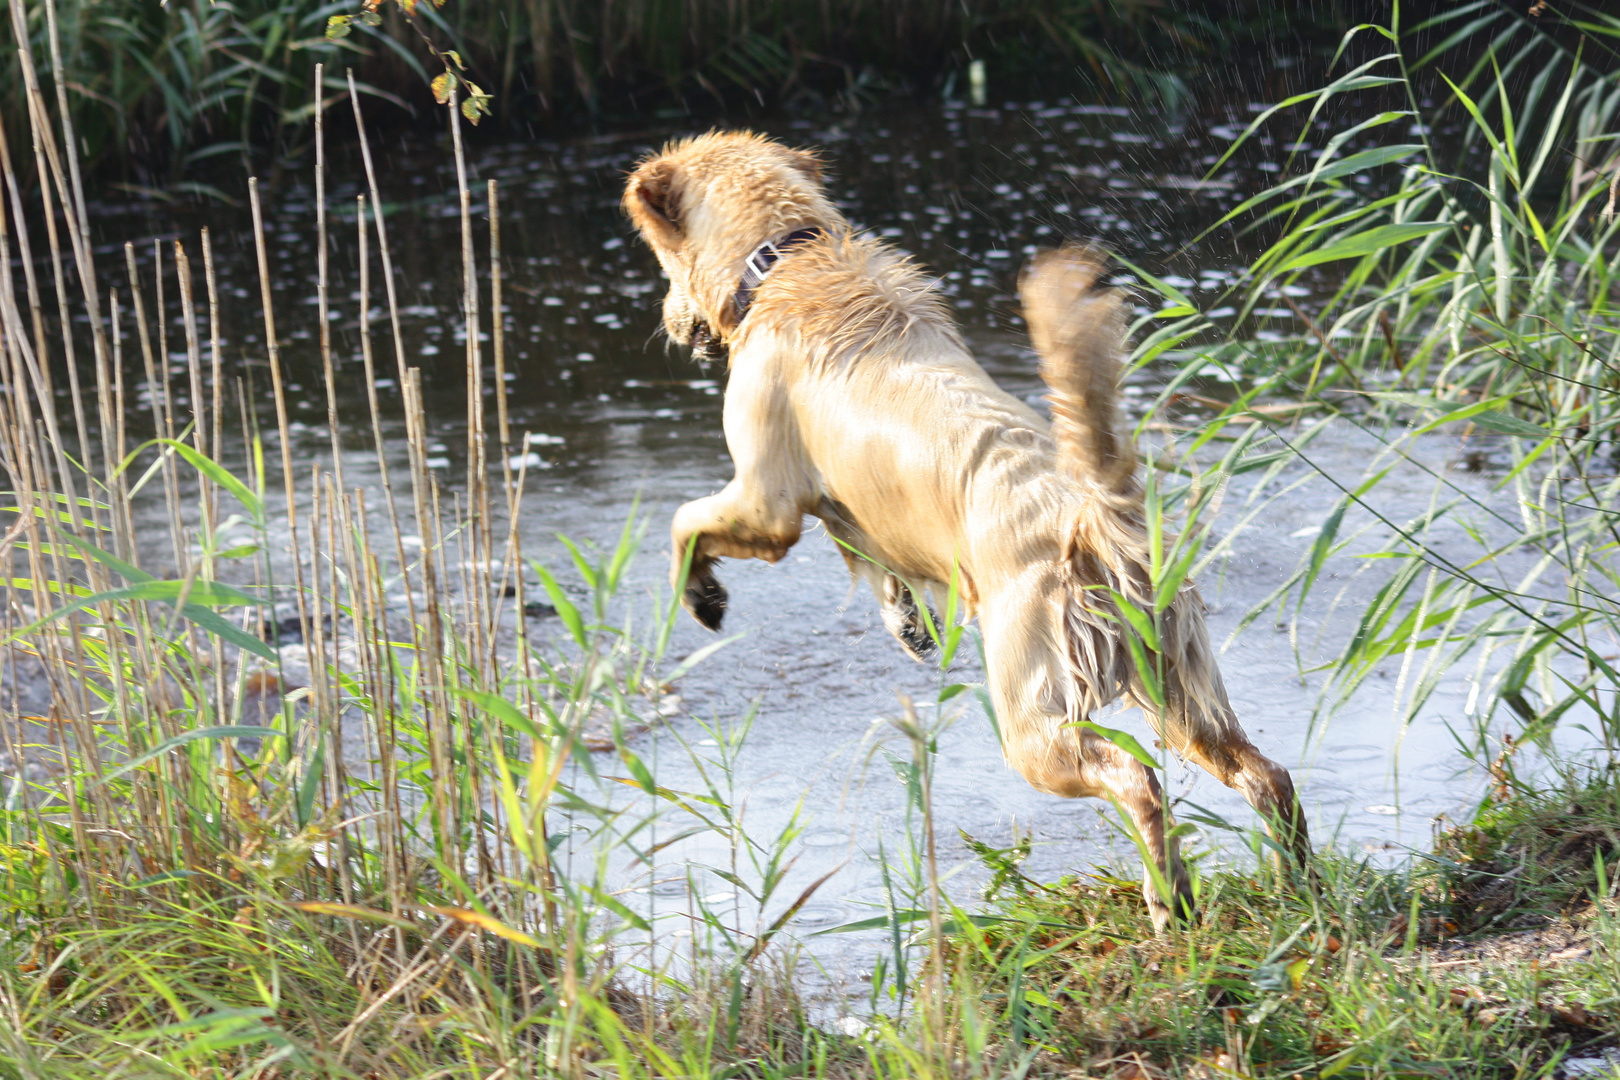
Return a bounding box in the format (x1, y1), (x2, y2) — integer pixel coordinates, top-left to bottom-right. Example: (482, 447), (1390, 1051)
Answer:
(72, 95), (1555, 1003)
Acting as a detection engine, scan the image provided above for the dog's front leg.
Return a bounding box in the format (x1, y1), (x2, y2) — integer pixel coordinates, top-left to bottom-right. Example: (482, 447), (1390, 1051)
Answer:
(671, 512), (729, 630)
(670, 347), (814, 630)
(670, 481), (806, 631)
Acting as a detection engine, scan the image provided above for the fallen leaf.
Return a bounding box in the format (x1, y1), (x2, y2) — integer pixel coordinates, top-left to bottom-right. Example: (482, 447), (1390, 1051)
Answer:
(1554, 1002), (1595, 1027)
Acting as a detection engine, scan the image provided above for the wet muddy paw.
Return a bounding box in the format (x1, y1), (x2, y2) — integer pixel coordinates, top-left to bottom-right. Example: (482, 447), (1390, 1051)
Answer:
(880, 575), (938, 664)
(684, 574), (727, 630)
(883, 603), (938, 663)
(1144, 861), (1196, 934)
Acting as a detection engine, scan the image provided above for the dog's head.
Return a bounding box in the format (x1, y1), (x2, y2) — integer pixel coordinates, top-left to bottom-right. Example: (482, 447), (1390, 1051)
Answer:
(624, 131), (839, 359)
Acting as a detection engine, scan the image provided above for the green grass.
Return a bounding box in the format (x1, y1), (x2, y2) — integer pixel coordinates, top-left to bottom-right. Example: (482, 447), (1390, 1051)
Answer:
(934, 788), (1620, 1079)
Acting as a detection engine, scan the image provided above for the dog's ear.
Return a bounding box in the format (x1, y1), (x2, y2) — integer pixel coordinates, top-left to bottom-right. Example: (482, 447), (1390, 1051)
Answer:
(784, 148), (823, 186)
(627, 159), (683, 245)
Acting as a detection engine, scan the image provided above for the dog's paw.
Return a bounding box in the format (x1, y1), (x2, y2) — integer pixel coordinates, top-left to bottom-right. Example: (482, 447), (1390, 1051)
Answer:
(684, 574), (728, 631)
(880, 576), (939, 663)
(1143, 864), (1197, 934)
(883, 603), (938, 663)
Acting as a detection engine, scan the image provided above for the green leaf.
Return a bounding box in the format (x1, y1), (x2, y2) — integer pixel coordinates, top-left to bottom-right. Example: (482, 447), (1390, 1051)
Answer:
(532, 563), (585, 647)
(1299, 497), (1349, 605)
(1367, 391), (1550, 438)
(1275, 222), (1448, 271)
(325, 14), (352, 38)
(662, 634), (742, 682)
(128, 869), (198, 888)
(1106, 589), (1160, 652)
(145, 439), (263, 525)
(51, 532), (276, 660)
(456, 688), (544, 740)
(1153, 545), (1200, 613)
(618, 746), (656, 793)
(297, 736), (326, 827)
(1068, 719), (1158, 770)
(98, 726), (285, 785)
(744, 862), (845, 962)
(585, 885), (650, 931)
(556, 535), (599, 591)
(1466, 411), (1549, 437)
(1306, 143), (1425, 185)
(4, 579), (266, 651)
(1361, 390), (1464, 411)
(606, 776), (727, 821)
(1319, 1051), (1358, 1079)
(811, 909), (930, 936)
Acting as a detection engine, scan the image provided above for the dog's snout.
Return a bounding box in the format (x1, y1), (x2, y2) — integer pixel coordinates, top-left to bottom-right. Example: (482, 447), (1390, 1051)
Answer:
(690, 323), (728, 366)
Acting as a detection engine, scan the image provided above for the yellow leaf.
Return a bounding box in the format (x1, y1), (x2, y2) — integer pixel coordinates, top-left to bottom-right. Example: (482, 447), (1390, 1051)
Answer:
(396, 0), (417, 13)
(461, 98), (481, 124)
(1286, 955), (1310, 990)
(292, 901), (418, 931)
(424, 904), (540, 947)
(431, 71), (454, 105)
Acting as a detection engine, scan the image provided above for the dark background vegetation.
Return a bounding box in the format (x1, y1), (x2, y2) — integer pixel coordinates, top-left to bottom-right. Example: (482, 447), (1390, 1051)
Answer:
(0, 0), (1379, 184)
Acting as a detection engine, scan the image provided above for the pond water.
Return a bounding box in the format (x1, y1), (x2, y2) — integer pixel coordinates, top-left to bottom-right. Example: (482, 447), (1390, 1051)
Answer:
(73, 93), (1548, 1005)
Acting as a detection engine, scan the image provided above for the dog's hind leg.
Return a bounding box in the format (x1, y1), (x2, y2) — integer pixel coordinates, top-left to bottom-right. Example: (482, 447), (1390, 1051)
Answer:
(1167, 699), (1311, 872)
(985, 579), (1191, 929)
(1002, 721), (1192, 932)
(880, 574), (938, 663)
(815, 499), (938, 663)
(1136, 607), (1311, 873)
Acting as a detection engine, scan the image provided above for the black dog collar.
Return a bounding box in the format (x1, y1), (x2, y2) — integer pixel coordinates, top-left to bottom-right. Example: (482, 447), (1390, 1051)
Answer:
(732, 226), (825, 321)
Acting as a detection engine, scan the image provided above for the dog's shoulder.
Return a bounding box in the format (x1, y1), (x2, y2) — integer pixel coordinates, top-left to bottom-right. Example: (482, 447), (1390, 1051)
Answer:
(749, 233), (961, 368)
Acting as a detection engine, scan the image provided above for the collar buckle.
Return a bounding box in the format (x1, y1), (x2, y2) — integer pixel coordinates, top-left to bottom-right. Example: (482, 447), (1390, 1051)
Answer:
(732, 227), (825, 322)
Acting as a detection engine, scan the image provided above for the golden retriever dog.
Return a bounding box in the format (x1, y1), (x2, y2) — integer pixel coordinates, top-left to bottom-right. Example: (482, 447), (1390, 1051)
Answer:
(623, 131), (1309, 927)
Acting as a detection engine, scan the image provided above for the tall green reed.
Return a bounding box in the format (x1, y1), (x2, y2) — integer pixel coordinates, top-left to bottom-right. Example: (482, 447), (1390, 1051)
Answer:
(1132, 2), (1620, 783)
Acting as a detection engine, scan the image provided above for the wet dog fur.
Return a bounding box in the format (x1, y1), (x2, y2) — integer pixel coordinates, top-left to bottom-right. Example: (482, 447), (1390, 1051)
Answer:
(623, 131), (1310, 928)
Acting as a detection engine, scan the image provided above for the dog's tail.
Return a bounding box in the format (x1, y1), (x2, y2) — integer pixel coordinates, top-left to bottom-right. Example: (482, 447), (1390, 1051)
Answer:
(1019, 244), (1135, 495)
